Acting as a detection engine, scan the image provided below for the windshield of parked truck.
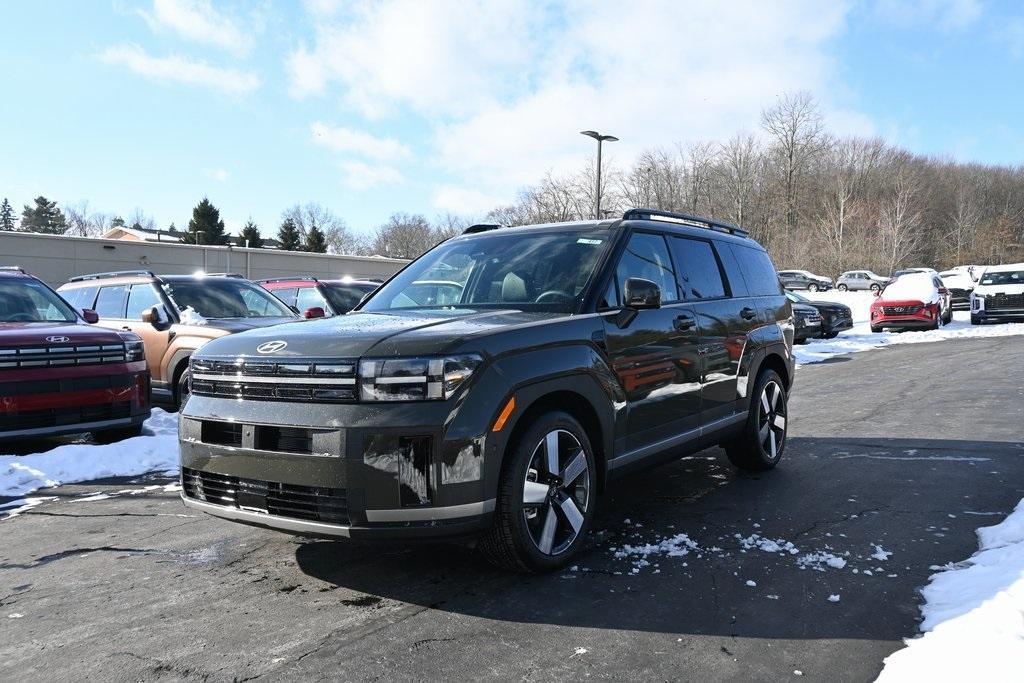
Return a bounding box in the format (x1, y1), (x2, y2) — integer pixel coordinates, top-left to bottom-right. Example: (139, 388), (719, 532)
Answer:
(979, 270), (1024, 286)
(0, 278), (78, 323)
(163, 279), (295, 319)
(362, 228), (611, 313)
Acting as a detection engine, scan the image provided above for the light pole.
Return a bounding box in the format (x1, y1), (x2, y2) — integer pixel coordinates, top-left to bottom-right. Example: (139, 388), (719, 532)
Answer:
(580, 130), (618, 219)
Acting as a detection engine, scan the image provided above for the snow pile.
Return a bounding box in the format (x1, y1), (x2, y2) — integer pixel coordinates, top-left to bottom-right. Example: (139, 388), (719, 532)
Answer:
(0, 409), (179, 502)
(877, 499), (1024, 681)
(790, 291), (1024, 365)
(178, 306), (208, 326)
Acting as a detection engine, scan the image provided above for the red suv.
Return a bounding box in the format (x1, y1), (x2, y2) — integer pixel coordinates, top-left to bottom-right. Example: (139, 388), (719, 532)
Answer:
(257, 276), (379, 317)
(870, 272), (952, 332)
(0, 267), (150, 441)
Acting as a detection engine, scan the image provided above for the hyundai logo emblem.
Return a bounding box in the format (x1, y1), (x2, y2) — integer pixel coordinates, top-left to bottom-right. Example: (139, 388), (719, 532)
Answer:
(45, 336), (70, 343)
(256, 340), (288, 354)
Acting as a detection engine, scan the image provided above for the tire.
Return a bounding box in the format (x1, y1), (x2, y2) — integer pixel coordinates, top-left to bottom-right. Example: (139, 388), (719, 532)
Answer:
(479, 411), (597, 573)
(822, 331), (839, 339)
(837, 284), (848, 291)
(175, 368), (191, 409)
(724, 370), (788, 471)
(870, 325), (882, 333)
(870, 284), (881, 293)
(971, 315), (982, 325)
(93, 423), (144, 444)
(808, 283), (819, 292)
(929, 310), (940, 330)
(942, 306), (953, 324)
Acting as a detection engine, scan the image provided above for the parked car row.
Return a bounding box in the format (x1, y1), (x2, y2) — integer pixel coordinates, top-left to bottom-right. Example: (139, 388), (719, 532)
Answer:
(784, 291), (853, 343)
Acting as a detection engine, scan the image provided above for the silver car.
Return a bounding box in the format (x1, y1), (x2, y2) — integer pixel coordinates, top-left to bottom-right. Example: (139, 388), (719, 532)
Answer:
(836, 270), (888, 292)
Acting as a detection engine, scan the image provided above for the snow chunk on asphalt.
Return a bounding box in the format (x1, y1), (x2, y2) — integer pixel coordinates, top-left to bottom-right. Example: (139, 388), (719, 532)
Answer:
(828, 594), (841, 602)
(0, 409), (179, 501)
(745, 580), (757, 587)
(737, 533), (800, 555)
(877, 498), (1024, 680)
(871, 544), (893, 561)
(797, 552), (847, 571)
(614, 533), (701, 560)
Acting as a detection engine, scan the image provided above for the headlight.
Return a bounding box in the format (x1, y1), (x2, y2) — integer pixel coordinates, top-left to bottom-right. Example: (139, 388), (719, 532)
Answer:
(358, 354), (483, 401)
(125, 340), (145, 362)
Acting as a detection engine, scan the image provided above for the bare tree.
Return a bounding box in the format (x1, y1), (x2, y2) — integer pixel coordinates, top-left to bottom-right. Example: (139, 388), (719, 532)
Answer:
(283, 203), (366, 255)
(877, 171), (924, 274)
(717, 133), (761, 227)
(371, 213), (438, 259)
(761, 91), (826, 234)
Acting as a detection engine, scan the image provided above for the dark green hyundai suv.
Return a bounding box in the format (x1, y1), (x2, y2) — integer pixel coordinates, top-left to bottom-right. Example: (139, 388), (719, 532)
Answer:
(178, 208), (795, 572)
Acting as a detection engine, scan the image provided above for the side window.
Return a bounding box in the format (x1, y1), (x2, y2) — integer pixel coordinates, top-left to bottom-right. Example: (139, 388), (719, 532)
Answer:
(717, 244), (749, 297)
(126, 284), (164, 320)
(730, 245), (784, 296)
(270, 287), (298, 308)
(668, 237), (727, 300)
(94, 285), (128, 318)
(60, 285), (98, 312)
(295, 286), (328, 312)
(615, 232), (678, 303)
(599, 278), (619, 309)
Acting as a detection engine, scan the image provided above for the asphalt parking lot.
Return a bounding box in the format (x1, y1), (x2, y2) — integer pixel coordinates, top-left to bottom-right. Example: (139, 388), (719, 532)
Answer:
(2, 336), (1023, 682)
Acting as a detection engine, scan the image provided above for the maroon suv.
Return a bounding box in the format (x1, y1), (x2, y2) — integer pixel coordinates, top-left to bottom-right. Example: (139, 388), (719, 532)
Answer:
(0, 267), (151, 441)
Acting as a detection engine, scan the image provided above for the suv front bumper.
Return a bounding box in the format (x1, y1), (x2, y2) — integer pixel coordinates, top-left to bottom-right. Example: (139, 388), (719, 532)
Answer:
(178, 394), (499, 539)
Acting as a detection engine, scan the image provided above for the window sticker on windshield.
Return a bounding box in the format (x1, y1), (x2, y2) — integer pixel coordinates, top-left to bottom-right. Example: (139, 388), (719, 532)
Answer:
(577, 238), (602, 245)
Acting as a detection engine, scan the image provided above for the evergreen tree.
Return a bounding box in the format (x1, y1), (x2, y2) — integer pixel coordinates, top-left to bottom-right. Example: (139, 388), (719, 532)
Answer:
(182, 198), (227, 245)
(305, 224), (327, 253)
(277, 217), (301, 251)
(0, 198), (15, 231)
(111, 216), (126, 228)
(239, 219), (263, 249)
(20, 196), (67, 234)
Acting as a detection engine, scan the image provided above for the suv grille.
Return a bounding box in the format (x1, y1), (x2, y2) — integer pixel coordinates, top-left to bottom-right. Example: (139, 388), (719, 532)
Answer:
(987, 293), (1024, 311)
(0, 343), (127, 369)
(0, 401), (131, 432)
(882, 305), (921, 316)
(190, 357), (358, 403)
(181, 468), (349, 525)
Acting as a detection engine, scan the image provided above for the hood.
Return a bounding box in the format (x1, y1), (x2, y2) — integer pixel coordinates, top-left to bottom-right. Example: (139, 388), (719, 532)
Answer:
(792, 303), (820, 316)
(974, 282), (1024, 296)
(200, 317), (299, 334)
(0, 321), (125, 347)
(194, 308), (567, 360)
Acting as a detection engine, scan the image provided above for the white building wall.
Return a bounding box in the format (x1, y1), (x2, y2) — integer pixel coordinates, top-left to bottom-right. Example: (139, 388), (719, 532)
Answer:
(0, 232), (407, 285)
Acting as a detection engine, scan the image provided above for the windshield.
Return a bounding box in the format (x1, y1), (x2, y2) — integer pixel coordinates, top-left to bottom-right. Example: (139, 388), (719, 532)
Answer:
(163, 279), (294, 318)
(0, 278), (78, 323)
(362, 229), (611, 313)
(979, 270), (1024, 286)
(322, 282), (377, 314)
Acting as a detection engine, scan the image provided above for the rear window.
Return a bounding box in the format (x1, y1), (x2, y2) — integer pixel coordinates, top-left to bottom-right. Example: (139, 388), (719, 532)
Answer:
(730, 245), (783, 296)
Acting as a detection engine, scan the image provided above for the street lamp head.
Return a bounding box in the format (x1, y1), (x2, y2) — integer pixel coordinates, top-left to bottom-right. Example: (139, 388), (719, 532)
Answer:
(580, 130), (600, 140)
(601, 135), (619, 143)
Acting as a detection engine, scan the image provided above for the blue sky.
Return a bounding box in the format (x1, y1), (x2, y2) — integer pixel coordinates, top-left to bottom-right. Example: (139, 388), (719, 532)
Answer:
(1, 0), (1022, 241)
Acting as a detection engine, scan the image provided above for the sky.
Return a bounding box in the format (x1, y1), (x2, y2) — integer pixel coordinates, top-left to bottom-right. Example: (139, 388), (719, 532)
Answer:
(2, 0), (1023, 240)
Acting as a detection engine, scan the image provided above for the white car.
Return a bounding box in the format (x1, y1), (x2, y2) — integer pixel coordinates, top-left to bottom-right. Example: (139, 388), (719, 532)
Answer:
(937, 270), (975, 309)
(970, 263), (1024, 325)
(949, 265), (981, 282)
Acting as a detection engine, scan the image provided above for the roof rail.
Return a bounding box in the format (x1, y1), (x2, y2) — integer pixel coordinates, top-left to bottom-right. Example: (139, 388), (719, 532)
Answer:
(257, 275), (320, 284)
(463, 223), (506, 234)
(204, 272), (245, 278)
(0, 266), (27, 274)
(622, 208), (749, 238)
(68, 269), (157, 282)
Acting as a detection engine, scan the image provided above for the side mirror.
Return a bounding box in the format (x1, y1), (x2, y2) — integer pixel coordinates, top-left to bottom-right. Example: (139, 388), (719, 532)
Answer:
(82, 308), (99, 324)
(624, 278), (661, 310)
(304, 306), (325, 319)
(141, 306), (172, 331)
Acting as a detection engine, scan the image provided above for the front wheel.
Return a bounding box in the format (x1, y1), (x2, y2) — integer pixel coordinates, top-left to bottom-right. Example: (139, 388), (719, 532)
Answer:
(724, 370), (788, 471)
(93, 423), (144, 444)
(808, 283), (819, 292)
(822, 331), (839, 339)
(870, 284), (881, 293)
(837, 284), (848, 291)
(480, 412), (597, 573)
(971, 315), (983, 325)
(942, 306), (953, 324)
(871, 325), (882, 333)
(175, 368), (191, 409)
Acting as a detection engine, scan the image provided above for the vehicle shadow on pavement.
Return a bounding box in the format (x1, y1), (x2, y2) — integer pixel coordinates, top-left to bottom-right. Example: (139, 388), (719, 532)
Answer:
(293, 436), (1024, 641)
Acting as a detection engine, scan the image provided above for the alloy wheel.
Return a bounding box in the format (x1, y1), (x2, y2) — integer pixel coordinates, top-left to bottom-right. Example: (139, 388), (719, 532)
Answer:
(522, 429), (591, 556)
(757, 381), (787, 461)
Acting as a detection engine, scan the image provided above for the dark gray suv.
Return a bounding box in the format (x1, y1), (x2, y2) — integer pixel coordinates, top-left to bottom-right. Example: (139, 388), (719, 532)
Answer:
(178, 209), (795, 572)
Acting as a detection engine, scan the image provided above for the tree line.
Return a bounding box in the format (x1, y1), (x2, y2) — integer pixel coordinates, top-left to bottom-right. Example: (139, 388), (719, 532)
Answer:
(0, 195), (466, 259)
(488, 92), (1024, 274)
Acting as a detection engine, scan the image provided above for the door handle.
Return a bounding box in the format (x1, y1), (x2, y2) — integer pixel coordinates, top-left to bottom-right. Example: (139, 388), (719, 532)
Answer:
(740, 307), (757, 320)
(121, 326), (132, 331)
(674, 315), (695, 331)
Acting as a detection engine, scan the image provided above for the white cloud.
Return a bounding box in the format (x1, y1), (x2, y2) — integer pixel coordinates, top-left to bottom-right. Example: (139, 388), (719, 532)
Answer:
(205, 168), (229, 182)
(340, 161), (404, 190)
(97, 44), (260, 95)
(138, 0), (256, 55)
(433, 185), (504, 215)
(310, 122), (412, 161)
(289, 0), (864, 206)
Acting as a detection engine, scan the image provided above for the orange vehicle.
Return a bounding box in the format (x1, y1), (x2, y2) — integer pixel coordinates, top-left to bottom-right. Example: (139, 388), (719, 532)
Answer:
(58, 271), (298, 407)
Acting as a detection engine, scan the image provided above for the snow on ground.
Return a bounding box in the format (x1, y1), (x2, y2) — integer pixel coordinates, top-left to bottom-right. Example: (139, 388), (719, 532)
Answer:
(791, 291), (1024, 365)
(0, 409), (179, 506)
(877, 499), (1024, 681)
